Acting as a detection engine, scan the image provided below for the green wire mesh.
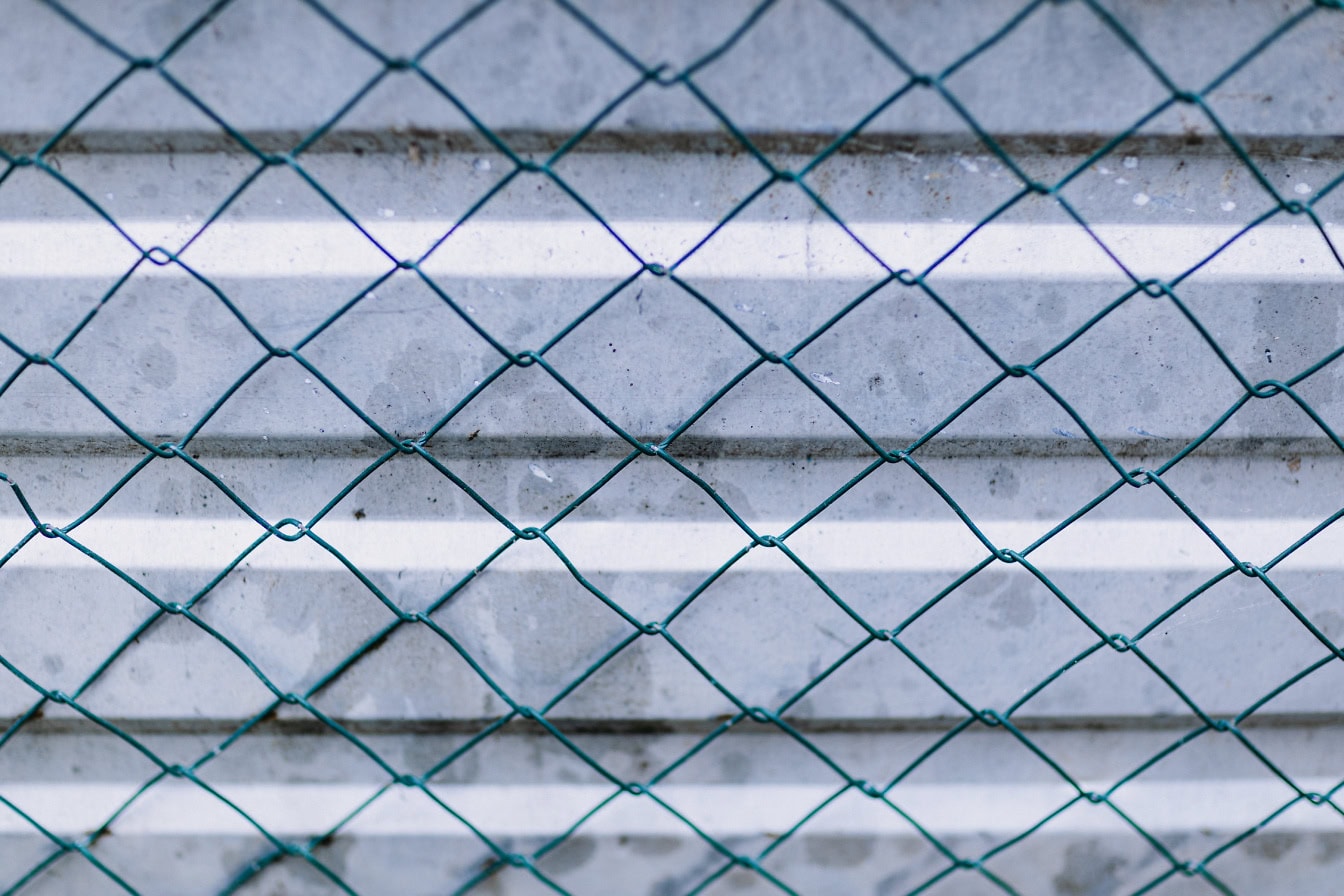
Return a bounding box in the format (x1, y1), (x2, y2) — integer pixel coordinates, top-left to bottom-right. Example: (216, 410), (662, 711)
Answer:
(2, 0), (1344, 893)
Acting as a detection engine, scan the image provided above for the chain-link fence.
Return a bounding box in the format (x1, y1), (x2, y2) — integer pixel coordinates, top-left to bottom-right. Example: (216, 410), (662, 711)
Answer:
(3, 0), (1344, 893)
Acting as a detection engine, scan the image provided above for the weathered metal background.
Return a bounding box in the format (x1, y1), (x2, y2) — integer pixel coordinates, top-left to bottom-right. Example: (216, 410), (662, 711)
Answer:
(3, 1), (1344, 893)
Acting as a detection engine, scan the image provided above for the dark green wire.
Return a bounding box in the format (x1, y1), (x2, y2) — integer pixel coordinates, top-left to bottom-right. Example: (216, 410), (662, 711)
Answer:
(1, 0), (1343, 894)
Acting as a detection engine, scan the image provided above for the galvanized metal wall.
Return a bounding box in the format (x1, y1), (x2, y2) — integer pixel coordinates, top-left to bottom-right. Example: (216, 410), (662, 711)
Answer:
(3, 1), (1344, 893)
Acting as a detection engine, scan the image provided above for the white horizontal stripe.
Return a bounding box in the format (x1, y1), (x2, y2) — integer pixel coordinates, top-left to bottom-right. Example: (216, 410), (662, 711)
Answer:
(0, 779), (1333, 838)
(0, 220), (1338, 280)
(0, 518), (1333, 572)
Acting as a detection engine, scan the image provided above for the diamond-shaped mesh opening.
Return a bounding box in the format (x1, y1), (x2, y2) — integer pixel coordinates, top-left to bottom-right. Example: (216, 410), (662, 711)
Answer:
(160, 0), (385, 145)
(672, 358), (877, 447)
(788, 278), (1007, 442)
(666, 548), (874, 710)
(295, 620), (512, 724)
(193, 554), (400, 698)
(427, 538), (641, 708)
(1037, 295), (1249, 449)
(298, 273), (502, 440)
(0, 1), (130, 156)
(47, 54), (256, 162)
(918, 192), (1140, 360)
(977, 793), (1173, 896)
(938, 0), (1174, 177)
(173, 163), (398, 347)
(1200, 8), (1344, 180)
(551, 110), (762, 236)
(0, 165), (144, 339)
(4, 1), (1344, 893)
(75, 611), (280, 722)
(0, 362), (158, 448)
(0, 548), (162, 709)
(298, 70), (516, 225)
(416, 0), (644, 152)
(1093, 0), (1311, 94)
(671, 180), (892, 347)
(1198, 804), (1344, 896)
(542, 274), (759, 441)
(804, 125), (1027, 264)
(687, 0), (911, 162)
(1139, 571), (1338, 717)
(417, 173), (643, 355)
(898, 561), (1107, 711)
(544, 632), (737, 722)
(1107, 730), (1304, 873)
(54, 274), (263, 440)
(189, 353), (392, 444)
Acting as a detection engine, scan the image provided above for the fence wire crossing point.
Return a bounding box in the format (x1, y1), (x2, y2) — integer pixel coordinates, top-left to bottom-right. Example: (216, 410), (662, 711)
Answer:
(2, 0), (1344, 894)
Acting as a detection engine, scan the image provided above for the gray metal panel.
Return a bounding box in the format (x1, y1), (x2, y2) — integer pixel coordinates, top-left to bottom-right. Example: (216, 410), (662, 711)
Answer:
(4, 1), (1344, 893)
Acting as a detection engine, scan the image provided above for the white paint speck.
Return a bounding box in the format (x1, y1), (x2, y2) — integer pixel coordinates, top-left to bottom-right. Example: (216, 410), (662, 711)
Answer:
(105, 192), (115, 200)
(1295, 183), (1312, 195)
(303, 378), (312, 385)
(464, 304), (476, 314)
(1133, 193), (1150, 207)
(1115, 177), (1129, 185)
(1123, 156), (1139, 169)
(473, 158), (492, 172)
(734, 303), (753, 313)
(1097, 165), (1111, 175)
(528, 463), (553, 483)
(957, 157), (979, 173)
(1221, 200), (1237, 212)
(810, 372), (840, 385)
(378, 208), (395, 218)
